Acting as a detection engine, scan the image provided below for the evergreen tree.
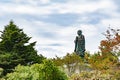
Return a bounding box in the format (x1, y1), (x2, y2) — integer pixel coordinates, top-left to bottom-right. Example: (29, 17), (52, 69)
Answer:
(0, 21), (44, 75)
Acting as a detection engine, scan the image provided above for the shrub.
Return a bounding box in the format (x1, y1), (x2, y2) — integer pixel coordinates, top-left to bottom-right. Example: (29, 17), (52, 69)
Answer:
(6, 59), (68, 80)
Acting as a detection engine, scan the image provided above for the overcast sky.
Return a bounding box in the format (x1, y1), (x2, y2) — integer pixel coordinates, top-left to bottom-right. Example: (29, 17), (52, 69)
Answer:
(0, 0), (120, 58)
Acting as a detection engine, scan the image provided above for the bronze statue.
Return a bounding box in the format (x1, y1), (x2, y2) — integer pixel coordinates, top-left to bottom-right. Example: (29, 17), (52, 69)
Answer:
(74, 30), (85, 58)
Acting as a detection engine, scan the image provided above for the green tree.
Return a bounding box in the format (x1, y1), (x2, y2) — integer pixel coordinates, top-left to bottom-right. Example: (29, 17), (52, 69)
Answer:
(52, 56), (64, 68)
(0, 21), (44, 75)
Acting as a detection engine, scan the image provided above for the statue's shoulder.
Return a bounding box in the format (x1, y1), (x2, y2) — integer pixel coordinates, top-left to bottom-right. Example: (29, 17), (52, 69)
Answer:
(76, 36), (78, 40)
(82, 35), (85, 38)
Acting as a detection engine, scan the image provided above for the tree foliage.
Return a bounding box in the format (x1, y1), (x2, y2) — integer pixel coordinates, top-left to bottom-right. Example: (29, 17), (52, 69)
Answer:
(53, 53), (86, 76)
(0, 21), (45, 75)
(88, 52), (118, 71)
(6, 59), (68, 80)
(99, 28), (120, 57)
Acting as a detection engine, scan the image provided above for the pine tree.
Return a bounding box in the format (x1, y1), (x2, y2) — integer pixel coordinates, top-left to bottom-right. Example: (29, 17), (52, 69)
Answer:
(0, 21), (44, 75)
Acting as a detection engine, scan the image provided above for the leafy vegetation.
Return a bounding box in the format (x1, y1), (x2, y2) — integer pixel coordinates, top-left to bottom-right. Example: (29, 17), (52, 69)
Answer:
(0, 21), (45, 75)
(99, 27), (120, 57)
(5, 59), (68, 80)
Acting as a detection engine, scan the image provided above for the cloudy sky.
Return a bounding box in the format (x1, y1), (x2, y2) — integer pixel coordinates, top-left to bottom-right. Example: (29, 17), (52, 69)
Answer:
(0, 0), (120, 58)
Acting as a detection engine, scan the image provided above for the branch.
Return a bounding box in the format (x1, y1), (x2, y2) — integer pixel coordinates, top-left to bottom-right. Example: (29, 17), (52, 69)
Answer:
(0, 31), (3, 33)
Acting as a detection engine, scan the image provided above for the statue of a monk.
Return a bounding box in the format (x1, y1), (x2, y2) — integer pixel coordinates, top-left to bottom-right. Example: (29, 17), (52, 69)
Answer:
(74, 30), (85, 58)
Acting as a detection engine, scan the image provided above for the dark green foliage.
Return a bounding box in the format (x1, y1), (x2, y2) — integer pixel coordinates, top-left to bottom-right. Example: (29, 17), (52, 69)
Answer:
(0, 21), (45, 75)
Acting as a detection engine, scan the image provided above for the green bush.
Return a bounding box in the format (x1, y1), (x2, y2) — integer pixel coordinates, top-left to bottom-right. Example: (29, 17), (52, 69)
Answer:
(6, 59), (68, 80)
(0, 68), (3, 77)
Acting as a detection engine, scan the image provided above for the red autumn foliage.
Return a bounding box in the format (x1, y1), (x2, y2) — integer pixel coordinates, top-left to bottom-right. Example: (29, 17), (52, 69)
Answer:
(99, 28), (120, 56)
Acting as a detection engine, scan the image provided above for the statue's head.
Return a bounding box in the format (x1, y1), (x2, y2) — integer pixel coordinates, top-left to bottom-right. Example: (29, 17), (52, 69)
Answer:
(77, 30), (82, 36)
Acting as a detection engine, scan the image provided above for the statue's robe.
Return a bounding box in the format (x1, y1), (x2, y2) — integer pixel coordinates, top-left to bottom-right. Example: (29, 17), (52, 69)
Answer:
(74, 35), (85, 57)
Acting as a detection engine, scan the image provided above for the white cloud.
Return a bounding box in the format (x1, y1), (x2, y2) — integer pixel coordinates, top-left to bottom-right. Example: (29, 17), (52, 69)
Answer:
(100, 18), (120, 29)
(40, 0), (50, 4)
(79, 24), (98, 37)
(12, 0), (50, 5)
(14, 19), (73, 57)
(0, 4), (53, 15)
(0, 0), (117, 16)
(55, 0), (116, 14)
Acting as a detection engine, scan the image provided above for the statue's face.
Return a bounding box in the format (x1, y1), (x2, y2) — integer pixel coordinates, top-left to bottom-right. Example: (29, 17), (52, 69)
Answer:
(77, 30), (82, 36)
